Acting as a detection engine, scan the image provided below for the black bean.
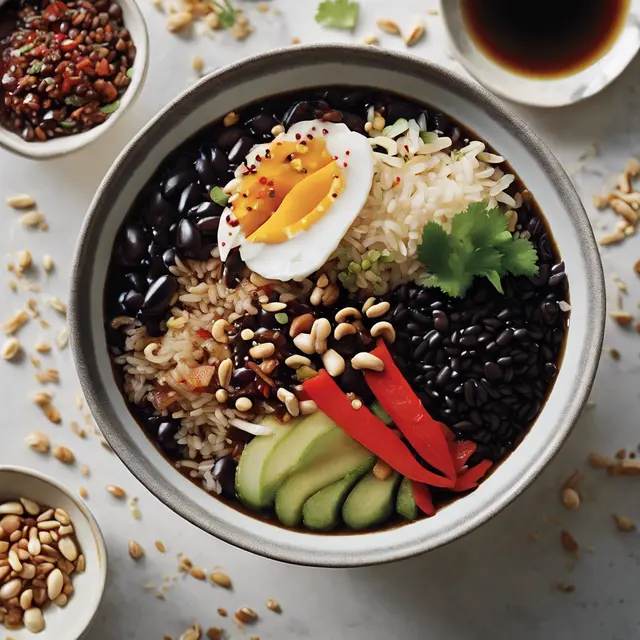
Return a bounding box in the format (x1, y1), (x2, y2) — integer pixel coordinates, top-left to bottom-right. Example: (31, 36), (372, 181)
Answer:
(231, 367), (255, 388)
(428, 331), (443, 349)
(178, 183), (204, 216)
(121, 224), (147, 265)
(188, 201), (224, 220)
(156, 421), (182, 459)
(163, 169), (196, 200)
(460, 335), (477, 348)
(433, 310), (450, 334)
(464, 380), (477, 407)
(203, 145), (231, 176)
(484, 362), (502, 381)
(125, 272), (147, 293)
(228, 135), (256, 165)
(496, 329), (514, 347)
(454, 420), (476, 433)
(246, 113), (278, 138)
(122, 289), (144, 313)
(145, 190), (178, 229)
(176, 219), (202, 255)
(196, 216), (221, 236)
(194, 156), (217, 185)
(415, 338), (431, 360)
(141, 275), (177, 315)
(409, 309), (430, 325)
(212, 456), (237, 498)
(217, 126), (246, 152)
(162, 248), (177, 269)
(548, 272), (567, 287)
(436, 366), (452, 386)
(513, 328), (528, 340)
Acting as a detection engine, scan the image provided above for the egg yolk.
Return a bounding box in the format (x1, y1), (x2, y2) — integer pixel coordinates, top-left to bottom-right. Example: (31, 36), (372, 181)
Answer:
(230, 136), (344, 244)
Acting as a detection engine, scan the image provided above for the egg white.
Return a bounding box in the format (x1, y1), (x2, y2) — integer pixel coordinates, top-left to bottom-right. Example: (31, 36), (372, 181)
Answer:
(217, 119), (374, 281)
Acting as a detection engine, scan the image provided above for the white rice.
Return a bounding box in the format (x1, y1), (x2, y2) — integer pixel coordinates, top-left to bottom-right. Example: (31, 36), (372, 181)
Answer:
(333, 119), (520, 294)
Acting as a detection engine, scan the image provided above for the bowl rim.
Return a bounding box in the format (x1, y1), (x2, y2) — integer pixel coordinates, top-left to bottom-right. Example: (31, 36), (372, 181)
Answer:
(0, 465), (108, 637)
(69, 43), (605, 567)
(0, 0), (149, 160)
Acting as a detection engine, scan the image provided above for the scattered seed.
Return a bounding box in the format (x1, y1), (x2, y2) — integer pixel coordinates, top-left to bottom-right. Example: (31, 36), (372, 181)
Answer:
(52, 446), (74, 465)
(17, 249), (32, 271)
(35, 368), (60, 384)
(404, 22), (425, 46)
(34, 341), (51, 354)
(266, 598), (281, 613)
(377, 18), (401, 35)
(189, 567), (206, 580)
(56, 327), (69, 350)
(362, 34), (379, 45)
(235, 606), (258, 624)
(210, 571), (232, 589)
(1, 337), (21, 361)
(2, 310), (29, 334)
(554, 582), (576, 593)
(178, 624), (202, 640)
(129, 540), (144, 560)
(167, 10), (192, 32)
(192, 55), (205, 73)
(206, 629), (224, 640)
(26, 431), (50, 453)
(560, 530), (579, 555)
(42, 255), (54, 273)
(561, 487), (580, 510)
(19, 210), (45, 228)
(609, 310), (633, 326)
(608, 347), (621, 360)
(600, 231), (626, 245)
(155, 540), (166, 553)
(614, 514), (637, 532)
(6, 194), (36, 209)
(608, 460), (640, 476)
(49, 297), (67, 315)
(106, 485), (126, 499)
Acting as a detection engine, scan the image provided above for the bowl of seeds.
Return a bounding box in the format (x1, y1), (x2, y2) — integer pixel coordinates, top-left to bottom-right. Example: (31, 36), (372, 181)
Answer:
(0, 466), (107, 637)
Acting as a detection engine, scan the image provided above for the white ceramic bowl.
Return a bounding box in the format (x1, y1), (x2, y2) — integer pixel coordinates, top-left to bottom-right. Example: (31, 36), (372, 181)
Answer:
(69, 45), (605, 567)
(441, 0), (640, 107)
(0, 0), (148, 160)
(0, 466), (107, 638)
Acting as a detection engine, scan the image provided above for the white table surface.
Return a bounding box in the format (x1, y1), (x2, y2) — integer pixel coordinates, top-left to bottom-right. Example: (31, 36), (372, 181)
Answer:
(1, 1), (640, 638)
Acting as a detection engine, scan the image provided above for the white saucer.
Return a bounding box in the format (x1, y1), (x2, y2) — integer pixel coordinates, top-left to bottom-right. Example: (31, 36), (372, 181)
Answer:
(440, 0), (640, 107)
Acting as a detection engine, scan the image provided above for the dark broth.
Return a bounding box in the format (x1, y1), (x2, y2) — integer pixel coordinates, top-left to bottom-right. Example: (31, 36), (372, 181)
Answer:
(461, 0), (629, 78)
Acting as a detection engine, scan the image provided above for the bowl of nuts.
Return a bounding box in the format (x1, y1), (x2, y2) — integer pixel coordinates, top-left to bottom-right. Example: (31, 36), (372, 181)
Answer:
(0, 466), (107, 637)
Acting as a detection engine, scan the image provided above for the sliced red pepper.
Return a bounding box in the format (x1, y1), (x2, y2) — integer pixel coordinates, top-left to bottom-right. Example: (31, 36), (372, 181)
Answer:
(304, 371), (454, 488)
(450, 440), (477, 473)
(196, 329), (212, 340)
(364, 341), (456, 482)
(454, 459), (493, 492)
(95, 58), (110, 77)
(411, 481), (436, 516)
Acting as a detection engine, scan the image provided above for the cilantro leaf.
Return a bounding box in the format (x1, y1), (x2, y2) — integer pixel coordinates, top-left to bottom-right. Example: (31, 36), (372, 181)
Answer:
(315, 0), (359, 30)
(210, 186), (229, 206)
(211, 0), (237, 28)
(499, 237), (539, 277)
(417, 201), (540, 298)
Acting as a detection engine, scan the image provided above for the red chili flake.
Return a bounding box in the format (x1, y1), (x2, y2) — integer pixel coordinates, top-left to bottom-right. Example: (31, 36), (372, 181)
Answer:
(404, 144), (409, 152)
(242, 193), (248, 198)
(246, 206), (252, 212)
(312, 126), (317, 131)
(343, 162), (348, 168)
(268, 190), (276, 198)
(259, 176), (268, 184)
(225, 214), (231, 222)
(265, 149), (272, 159)
(332, 155), (338, 160)
(396, 177), (401, 183)
(221, 242), (226, 247)
(267, 180), (274, 186)
(255, 155), (262, 162)
(286, 153), (294, 162)
(229, 218), (239, 227)
(295, 133), (301, 140)
(249, 164), (256, 171)
(345, 150), (350, 156)
(300, 140), (307, 146)
(307, 134), (313, 140)
(196, 329), (212, 340)
(322, 129), (329, 135)
(331, 193), (338, 198)
(276, 142), (282, 146)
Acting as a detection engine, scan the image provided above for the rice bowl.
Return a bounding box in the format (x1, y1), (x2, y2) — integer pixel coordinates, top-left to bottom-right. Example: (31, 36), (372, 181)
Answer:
(70, 45), (604, 565)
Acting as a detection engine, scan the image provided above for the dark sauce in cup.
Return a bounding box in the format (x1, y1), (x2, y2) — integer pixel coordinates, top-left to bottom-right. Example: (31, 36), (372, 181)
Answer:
(461, 0), (630, 79)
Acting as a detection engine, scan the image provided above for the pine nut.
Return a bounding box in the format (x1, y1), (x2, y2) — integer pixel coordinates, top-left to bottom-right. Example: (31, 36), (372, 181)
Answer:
(321, 349), (345, 377)
(240, 328), (254, 341)
(277, 388), (300, 417)
(8, 550), (21, 572)
(351, 352), (385, 371)
(310, 286), (324, 306)
(316, 273), (329, 288)
(37, 509), (53, 523)
(20, 588), (33, 610)
(20, 498), (40, 516)
(321, 283), (339, 306)
(362, 297), (376, 314)
(106, 485), (126, 499)
(57, 537), (78, 562)
(212, 319), (233, 343)
(299, 400), (318, 415)
(54, 593), (68, 606)
(75, 555), (85, 573)
(262, 302), (286, 313)
(373, 460), (393, 480)
(25, 431), (50, 453)
(217, 358), (233, 388)
(335, 307), (361, 323)
(0, 542), (8, 553)
(561, 487), (580, 510)
(0, 515), (22, 535)
(0, 578), (21, 600)
(249, 343), (275, 359)
(20, 563), (36, 580)
(128, 540), (144, 560)
(0, 502), (24, 516)
(313, 318), (331, 355)
(53, 508), (70, 525)
(215, 389), (228, 403)
(6, 194), (36, 209)
(46, 568), (63, 600)
(365, 301), (390, 318)
(24, 607), (44, 633)
(37, 520), (60, 531)
(1, 338), (21, 361)
(334, 323), (357, 341)
(235, 397), (253, 413)
(285, 355), (311, 369)
(52, 446), (74, 464)
(27, 537), (41, 557)
(293, 333), (315, 355)
(289, 313), (314, 338)
(210, 571), (232, 588)
(370, 321), (396, 344)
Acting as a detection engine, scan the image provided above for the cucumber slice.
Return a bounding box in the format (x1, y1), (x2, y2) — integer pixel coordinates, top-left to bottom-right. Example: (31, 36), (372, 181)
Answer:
(260, 411), (337, 506)
(343, 470), (401, 530)
(370, 400), (393, 426)
(275, 429), (372, 527)
(235, 416), (295, 510)
(302, 459), (375, 531)
(396, 477), (418, 520)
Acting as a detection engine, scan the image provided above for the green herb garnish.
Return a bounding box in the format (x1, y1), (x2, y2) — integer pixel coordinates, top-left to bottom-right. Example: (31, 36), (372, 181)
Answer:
(27, 60), (44, 75)
(210, 186), (229, 207)
(17, 43), (34, 55)
(59, 120), (76, 129)
(274, 312), (289, 325)
(100, 100), (120, 114)
(315, 0), (359, 29)
(126, 67), (134, 78)
(211, 0), (238, 28)
(417, 202), (539, 298)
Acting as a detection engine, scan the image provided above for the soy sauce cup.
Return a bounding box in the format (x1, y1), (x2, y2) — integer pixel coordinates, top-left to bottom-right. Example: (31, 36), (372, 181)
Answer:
(441, 0), (640, 107)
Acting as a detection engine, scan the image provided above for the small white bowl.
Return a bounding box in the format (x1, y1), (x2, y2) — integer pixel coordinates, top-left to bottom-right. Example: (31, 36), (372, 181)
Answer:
(0, 0), (148, 160)
(0, 466), (107, 639)
(441, 0), (640, 107)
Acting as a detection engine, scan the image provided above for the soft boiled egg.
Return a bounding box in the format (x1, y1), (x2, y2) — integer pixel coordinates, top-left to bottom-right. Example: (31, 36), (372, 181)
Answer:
(217, 119), (374, 281)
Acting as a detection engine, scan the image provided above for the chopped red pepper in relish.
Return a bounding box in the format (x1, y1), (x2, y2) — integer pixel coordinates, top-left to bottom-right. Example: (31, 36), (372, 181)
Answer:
(454, 459), (493, 492)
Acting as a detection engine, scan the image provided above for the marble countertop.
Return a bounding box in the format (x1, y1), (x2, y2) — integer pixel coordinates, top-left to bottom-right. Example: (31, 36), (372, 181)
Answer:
(1, 1), (640, 638)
